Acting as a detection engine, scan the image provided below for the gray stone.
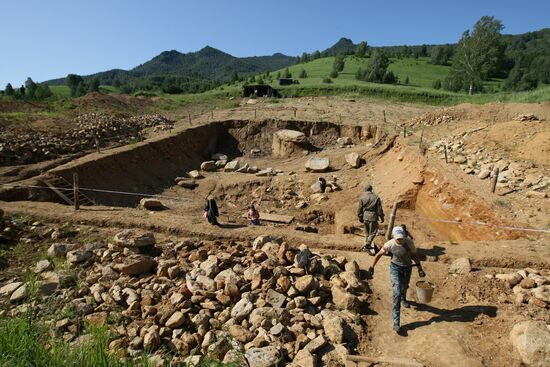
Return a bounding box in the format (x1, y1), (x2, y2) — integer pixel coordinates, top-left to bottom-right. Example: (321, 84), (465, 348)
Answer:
(231, 298), (253, 322)
(66, 250), (92, 264)
(276, 130), (306, 143)
(114, 255), (156, 276)
(304, 335), (327, 353)
(0, 281), (23, 297)
(294, 246), (312, 268)
(224, 159), (241, 172)
(139, 198), (164, 210)
(177, 179), (197, 189)
(266, 289), (286, 309)
(188, 170), (204, 179)
(200, 161), (217, 172)
(510, 321), (550, 367)
(113, 230), (155, 248)
(449, 257), (472, 274)
(305, 157), (330, 172)
(256, 168), (275, 177)
(245, 346), (282, 367)
(47, 243), (72, 257)
(337, 137), (352, 145)
(10, 284), (28, 302)
(323, 315), (345, 344)
(345, 152), (361, 168)
(34, 259), (53, 274)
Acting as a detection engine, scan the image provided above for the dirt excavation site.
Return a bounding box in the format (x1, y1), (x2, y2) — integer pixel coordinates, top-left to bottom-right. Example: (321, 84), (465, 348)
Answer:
(0, 97), (549, 367)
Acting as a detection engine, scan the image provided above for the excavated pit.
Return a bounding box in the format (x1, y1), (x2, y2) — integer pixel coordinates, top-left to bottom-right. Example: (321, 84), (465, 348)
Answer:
(1, 119), (375, 207)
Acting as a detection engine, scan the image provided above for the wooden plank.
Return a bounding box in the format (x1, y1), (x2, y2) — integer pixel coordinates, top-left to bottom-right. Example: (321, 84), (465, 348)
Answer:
(346, 354), (424, 367)
(241, 212), (294, 224)
(43, 180), (73, 205)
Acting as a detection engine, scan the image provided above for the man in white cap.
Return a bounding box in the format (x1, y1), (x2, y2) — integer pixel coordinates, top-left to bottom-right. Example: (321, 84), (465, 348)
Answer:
(357, 183), (384, 255)
(368, 226), (425, 334)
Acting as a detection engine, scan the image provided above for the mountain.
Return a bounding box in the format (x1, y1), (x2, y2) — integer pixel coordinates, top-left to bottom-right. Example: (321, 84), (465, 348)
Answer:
(322, 37), (357, 56)
(45, 47), (296, 86)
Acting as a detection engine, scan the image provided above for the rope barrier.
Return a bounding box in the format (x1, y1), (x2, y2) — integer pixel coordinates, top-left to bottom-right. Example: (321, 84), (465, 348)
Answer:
(1, 183), (191, 202)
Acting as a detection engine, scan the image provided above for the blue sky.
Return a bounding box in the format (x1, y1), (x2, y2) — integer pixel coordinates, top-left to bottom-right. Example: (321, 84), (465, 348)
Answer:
(1, 0), (548, 87)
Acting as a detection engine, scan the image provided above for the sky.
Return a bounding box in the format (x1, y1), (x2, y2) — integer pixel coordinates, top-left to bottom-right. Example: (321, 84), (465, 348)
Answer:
(1, 0), (549, 87)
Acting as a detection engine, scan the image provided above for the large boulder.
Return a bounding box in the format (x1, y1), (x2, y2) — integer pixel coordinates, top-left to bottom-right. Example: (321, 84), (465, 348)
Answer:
(10, 284), (28, 303)
(345, 152), (361, 168)
(114, 255), (156, 276)
(305, 157), (330, 172)
(113, 230), (155, 248)
(245, 346), (283, 367)
(66, 250), (92, 264)
(177, 179), (197, 189)
(0, 281), (24, 297)
(188, 170), (204, 179)
(510, 321), (550, 367)
(272, 130), (308, 158)
(332, 285), (360, 311)
(224, 159), (241, 172)
(449, 258), (472, 274)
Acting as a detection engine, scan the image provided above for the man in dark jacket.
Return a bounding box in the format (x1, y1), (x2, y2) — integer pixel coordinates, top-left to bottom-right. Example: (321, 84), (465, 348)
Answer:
(357, 183), (384, 255)
(204, 198), (220, 226)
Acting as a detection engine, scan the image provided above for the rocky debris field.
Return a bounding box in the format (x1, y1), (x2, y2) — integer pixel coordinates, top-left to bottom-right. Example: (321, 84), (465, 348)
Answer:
(0, 113), (173, 166)
(429, 137), (549, 197)
(0, 222), (371, 367)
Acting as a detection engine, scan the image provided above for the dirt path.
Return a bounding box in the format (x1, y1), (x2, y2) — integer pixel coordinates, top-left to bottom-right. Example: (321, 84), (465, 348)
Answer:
(322, 249), (528, 367)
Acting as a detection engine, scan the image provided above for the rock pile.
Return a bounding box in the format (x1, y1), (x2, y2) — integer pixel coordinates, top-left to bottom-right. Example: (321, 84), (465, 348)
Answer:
(408, 110), (456, 127)
(513, 113), (541, 122)
(1, 230), (370, 366)
(429, 139), (550, 195)
(0, 113), (173, 165)
(489, 268), (550, 309)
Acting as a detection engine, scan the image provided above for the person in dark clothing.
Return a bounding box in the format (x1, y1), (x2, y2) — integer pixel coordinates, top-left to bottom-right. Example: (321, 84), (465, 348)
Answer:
(204, 198), (220, 226)
(318, 177), (327, 193)
(357, 183), (384, 255)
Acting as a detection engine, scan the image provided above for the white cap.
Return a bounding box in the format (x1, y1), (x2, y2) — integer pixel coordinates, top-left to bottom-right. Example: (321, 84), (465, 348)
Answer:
(392, 226), (405, 239)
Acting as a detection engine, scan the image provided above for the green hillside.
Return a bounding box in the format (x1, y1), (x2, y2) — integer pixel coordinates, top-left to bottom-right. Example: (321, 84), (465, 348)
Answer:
(271, 55), (502, 90)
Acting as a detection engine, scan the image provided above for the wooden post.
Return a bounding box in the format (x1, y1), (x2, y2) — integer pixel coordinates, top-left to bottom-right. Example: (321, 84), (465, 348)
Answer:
(403, 126), (407, 138)
(444, 144), (448, 164)
(95, 135), (100, 153)
(419, 129), (424, 148)
(73, 173), (79, 211)
(211, 110), (214, 119)
(383, 110), (386, 123)
(294, 108), (297, 118)
(492, 167), (500, 193)
(385, 202), (398, 240)
(254, 109), (257, 119)
(188, 112), (191, 125)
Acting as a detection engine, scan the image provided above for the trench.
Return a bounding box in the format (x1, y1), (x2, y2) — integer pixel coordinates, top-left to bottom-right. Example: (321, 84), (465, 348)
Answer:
(1, 119), (375, 207)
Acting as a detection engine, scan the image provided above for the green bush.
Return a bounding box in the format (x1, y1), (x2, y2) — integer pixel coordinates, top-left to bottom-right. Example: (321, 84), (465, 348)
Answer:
(322, 77), (333, 83)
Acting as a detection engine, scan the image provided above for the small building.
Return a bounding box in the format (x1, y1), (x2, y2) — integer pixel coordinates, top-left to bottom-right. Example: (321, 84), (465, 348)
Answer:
(242, 84), (278, 98)
(279, 78), (299, 86)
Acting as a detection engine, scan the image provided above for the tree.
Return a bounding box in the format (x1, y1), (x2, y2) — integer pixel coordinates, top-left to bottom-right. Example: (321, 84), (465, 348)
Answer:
(5, 83), (14, 96)
(432, 79), (442, 89)
(113, 78), (122, 88)
(311, 50), (321, 60)
(66, 74), (84, 97)
(300, 52), (310, 63)
(90, 78), (100, 92)
(333, 54), (345, 72)
(355, 41), (368, 57)
(329, 69), (339, 78)
(446, 16), (504, 95)
(299, 69), (308, 78)
(430, 45), (454, 65)
(76, 81), (88, 97)
(282, 68), (292, 78)
(276, 71), (281, 80)
(25, 77), (37, 100)
(34, 84), (53, 100)
(365, 49), (390, 83)
(404, 76), (409, 85)
(19, 85), (25, 100)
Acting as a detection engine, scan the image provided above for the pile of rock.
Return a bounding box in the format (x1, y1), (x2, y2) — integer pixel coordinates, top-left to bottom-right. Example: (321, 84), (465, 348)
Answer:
(198, 153), (280, 178)
(0, 113), (173, 165)
(429, 139), (549, 195)
(490, 268), (550, 309)
(408, 110), (456, 127)
(513, 113), (541, 122)
(0, 230), (370, 366)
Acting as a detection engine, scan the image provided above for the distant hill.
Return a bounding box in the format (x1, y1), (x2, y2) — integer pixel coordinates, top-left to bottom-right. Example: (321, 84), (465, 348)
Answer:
(322, 37), (357, 56)
(45, 46), (296, 86)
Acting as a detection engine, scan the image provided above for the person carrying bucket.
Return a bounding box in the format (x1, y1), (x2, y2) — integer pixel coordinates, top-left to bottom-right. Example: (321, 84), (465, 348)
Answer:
(368, 226), (425, 334)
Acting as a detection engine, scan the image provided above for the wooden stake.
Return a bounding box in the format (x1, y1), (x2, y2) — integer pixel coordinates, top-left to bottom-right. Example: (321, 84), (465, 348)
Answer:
(403, 126), (407, 138)
(73, 173), (79, 211)
(254, 109), (257, 119)
(188, 112), (191, 125)
(444, 144), (448, 164)
(492, 167), (499, 193)
(95, 135), (100, 153)
(419, 129), (424, 148)
(385, 202), (398, 240)
(383, 110), (386, 123)
(294, 108), (297, 118)
(211, 110), (214, 119)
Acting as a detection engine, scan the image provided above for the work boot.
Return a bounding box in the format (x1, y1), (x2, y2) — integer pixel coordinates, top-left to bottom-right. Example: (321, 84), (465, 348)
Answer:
(393, 324), (401, 333)
(401, 300), (411, 308)
(361, 244), (371, 253)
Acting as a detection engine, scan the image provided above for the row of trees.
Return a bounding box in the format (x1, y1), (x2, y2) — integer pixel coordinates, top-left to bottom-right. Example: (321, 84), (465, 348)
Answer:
(3, 78), (53, 100)
(355, 50), (398, 84)
(65, 74), (100, 97)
